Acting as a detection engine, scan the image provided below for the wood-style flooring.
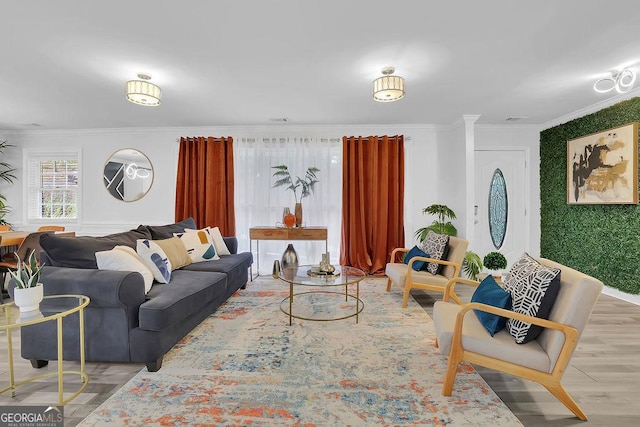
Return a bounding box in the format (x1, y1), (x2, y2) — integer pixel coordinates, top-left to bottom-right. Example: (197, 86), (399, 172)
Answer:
(1, 282), (639, 426)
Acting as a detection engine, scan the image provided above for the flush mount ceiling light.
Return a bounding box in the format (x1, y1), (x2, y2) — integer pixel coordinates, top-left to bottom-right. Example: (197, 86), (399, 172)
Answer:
(126, 73), (162, 106)
(593, 68), (637, 94)
(373, 67), (405, 102)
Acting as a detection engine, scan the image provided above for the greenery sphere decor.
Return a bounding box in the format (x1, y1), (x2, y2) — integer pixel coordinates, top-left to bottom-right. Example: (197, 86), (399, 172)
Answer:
(483, 252), (507, 272)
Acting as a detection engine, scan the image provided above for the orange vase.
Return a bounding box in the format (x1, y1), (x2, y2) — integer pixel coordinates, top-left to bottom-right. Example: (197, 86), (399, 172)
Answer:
(284, 213), (296, 228)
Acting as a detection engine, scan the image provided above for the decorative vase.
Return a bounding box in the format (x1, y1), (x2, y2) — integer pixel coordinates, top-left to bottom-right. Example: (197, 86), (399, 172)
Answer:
(284, 213), (296, 228)
(281, 244), (299, 280)
(282, 207), (291, 223)
(13, 283), (44, 313)
(294, 202), (303, 228)
(272, 260), (281, 278)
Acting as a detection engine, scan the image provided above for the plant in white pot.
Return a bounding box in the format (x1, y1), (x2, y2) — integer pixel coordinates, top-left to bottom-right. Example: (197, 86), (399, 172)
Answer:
(9, 249), (44, 312)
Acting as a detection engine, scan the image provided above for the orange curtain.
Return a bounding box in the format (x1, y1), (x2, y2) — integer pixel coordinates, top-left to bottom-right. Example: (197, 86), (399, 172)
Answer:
(175, 136), (236, 236)
(340, 135), (404, 275)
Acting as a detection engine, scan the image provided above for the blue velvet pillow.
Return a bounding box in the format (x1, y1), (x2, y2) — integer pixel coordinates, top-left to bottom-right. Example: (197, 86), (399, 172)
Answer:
(404, 246), (430, 271)
(471, 275), (512, 336)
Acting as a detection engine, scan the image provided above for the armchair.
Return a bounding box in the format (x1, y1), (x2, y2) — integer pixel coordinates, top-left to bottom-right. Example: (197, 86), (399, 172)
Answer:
(385, 236), (468, 307)
(432, 258), (603, 420)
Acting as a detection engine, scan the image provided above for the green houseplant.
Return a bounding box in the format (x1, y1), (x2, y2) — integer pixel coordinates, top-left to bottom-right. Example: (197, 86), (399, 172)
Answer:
(483, 251), (507, 278)
(272, 165), (320, 227)
(0, 139), (16, 226)
(9, 249), (45, 312)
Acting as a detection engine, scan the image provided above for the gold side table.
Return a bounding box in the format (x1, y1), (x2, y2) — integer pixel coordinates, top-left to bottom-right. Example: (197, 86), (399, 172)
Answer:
(0, 294), (90, 405)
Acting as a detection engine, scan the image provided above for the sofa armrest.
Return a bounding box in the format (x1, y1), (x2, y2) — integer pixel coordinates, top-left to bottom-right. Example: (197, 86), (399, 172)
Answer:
(10, 266), (147, 310)
(223, 236), (238, 254)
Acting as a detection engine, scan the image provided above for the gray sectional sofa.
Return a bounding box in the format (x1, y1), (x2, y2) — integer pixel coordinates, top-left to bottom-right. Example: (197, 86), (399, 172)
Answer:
(10, 218), (253, 372)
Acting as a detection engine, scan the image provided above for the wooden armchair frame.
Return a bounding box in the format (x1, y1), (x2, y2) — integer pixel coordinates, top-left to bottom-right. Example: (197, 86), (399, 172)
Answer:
(438, 277), (588, 421)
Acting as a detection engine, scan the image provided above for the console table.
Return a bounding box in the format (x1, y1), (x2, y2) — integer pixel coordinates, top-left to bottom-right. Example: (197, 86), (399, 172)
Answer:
(249, 226), (328, 279)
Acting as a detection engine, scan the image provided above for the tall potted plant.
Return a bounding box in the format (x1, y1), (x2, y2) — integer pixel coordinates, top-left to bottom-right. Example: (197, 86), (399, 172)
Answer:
(9, 250), (45, 312)
(0, 139), (16, 227)
(272, 165), (320, 227)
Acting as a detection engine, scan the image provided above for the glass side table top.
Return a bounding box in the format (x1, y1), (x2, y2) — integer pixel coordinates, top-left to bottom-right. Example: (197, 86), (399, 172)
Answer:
(278, 265), (366, 286)
(1, 295), (90, 328)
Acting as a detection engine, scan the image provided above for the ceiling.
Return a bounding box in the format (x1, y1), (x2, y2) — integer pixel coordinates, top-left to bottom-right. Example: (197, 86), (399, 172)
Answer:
(2, 0), (640, 131)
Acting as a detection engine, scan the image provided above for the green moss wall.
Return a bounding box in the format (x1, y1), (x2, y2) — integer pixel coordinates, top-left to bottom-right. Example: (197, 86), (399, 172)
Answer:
(540, 97), (640, 294)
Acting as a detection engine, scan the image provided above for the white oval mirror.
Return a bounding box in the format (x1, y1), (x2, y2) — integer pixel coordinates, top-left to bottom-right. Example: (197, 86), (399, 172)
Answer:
(103, 148), (154, 202)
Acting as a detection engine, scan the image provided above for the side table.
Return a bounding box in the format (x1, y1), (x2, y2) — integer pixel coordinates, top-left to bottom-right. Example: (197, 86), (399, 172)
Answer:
(249, 226), (328, 279)
(0, 294), (90, 405)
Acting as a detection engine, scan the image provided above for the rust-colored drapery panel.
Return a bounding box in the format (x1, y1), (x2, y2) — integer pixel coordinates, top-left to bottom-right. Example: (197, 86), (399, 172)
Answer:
(175, 136), (236, 236)
(340, 135), (404, 275)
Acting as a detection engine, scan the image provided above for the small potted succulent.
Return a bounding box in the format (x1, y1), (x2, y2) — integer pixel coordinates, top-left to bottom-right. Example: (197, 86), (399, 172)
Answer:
(483, 251), (508, 281)
(9, 249), (45, 312)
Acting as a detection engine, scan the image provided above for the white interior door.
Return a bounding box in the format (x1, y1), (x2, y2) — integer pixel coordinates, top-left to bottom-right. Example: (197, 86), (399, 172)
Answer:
(474, 150), (527, 271)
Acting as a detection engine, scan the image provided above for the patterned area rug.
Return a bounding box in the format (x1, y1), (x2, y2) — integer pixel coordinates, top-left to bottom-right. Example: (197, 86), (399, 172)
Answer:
(79, 277), (522, 426)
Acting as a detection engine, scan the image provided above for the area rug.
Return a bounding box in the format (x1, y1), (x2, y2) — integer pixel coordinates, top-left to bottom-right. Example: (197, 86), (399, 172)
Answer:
(79, 277), (522, 426)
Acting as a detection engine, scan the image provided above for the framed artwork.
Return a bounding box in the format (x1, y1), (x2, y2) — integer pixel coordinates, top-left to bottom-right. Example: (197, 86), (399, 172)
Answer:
(567, 122), (639, 205)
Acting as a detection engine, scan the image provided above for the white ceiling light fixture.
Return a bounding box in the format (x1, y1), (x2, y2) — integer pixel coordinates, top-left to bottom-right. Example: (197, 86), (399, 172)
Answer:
(126, 73), (162, 106)
(373, 67), (405, 102)
(593, 68), (637, 94)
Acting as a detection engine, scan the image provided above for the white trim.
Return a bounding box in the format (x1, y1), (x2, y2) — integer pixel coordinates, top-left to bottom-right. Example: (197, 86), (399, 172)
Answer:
(602, 285), (640, 307)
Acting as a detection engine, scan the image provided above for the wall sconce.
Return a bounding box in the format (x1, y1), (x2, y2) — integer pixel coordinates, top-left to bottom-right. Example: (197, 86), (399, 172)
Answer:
(593, 68), (636, 94)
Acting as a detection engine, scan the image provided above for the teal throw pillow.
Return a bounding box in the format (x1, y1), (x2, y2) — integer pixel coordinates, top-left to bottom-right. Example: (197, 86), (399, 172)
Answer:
(471, 275), (512, 336)
(404, 246), (430, 271)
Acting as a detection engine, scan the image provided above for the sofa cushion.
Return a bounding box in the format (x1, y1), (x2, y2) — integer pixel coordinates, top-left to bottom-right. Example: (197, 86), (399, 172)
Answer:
(95, 245), (154, 294)
(403, 245), (430, 271)
(136, 239), (172, 283)
(471, 275), (512, 336)
(417, 231), (449, 275)
(143, 217), (197, 240)
(139, 270), (227, 331)
(40, 228), (152, 269)
(155, 236), (192, 270)
(503, 253), (561, 344)
(174, 230), (220, 263)
(181, 252), (253, 297)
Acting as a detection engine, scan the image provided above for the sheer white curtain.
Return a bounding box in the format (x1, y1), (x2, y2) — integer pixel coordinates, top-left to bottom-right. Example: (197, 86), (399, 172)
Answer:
(234, 136), (342, 274)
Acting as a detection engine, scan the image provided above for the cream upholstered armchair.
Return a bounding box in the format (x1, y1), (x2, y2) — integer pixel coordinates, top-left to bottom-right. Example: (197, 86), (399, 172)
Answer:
(385, 236), (468, 307)
(432, 257), (603, 421)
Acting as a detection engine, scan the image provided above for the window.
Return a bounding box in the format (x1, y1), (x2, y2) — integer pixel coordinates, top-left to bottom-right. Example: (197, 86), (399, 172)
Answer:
(27, 152), (79, 221)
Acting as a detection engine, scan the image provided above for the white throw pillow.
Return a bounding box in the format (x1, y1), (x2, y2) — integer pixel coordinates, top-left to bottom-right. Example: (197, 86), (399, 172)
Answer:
(136, 239), (172, 284)
(173, 230), (219, 263)
(95, 245), (154, 294)
(185, 226), (231, 256)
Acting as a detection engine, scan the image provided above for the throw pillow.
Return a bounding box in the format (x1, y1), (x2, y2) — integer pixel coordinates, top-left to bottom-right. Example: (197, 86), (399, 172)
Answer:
(185, 226), (231, 256)
(417, 230), (450, 275)
(154, 236), (193, 270)
(174, 230), (219, 263)
(403, 246), (430, 271)
(136, 239), (172, 283)
(144, 217), (198, 240)
(471, 275), (512, 336)
(95, 246), (154, 294)
(503, 253), (561, 344)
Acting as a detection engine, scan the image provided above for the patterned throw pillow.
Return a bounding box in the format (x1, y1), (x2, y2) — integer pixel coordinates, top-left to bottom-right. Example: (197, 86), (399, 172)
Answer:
(417, 231), (450, 275)
(95, 246), (154, 294)
(185, 226), (231, 256)
(174, 230), (219, 263)
(503, 253), (561, 344)
(136, 239), (172, 284)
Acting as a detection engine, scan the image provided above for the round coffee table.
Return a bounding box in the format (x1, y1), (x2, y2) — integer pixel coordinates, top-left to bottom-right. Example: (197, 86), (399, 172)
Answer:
(278, 265), (366, 325)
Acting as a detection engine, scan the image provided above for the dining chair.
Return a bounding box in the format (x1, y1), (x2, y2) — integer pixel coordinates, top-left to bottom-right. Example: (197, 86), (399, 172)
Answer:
(37, 225), (65, 231)
(0, 225), (10, 231)
(0, 231), (50, 269)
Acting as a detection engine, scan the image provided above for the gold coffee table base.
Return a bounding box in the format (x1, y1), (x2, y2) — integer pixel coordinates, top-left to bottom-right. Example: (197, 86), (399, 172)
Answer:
(280, 290), (365, 324)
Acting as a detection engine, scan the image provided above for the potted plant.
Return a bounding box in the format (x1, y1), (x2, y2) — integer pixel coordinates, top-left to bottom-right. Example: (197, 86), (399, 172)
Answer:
(414, 204), (458, 241)
(9, 249), (45, 312)
(272, 165), (320, 227)
(0, 139), (16, 227)
(483, 251), (508, 280)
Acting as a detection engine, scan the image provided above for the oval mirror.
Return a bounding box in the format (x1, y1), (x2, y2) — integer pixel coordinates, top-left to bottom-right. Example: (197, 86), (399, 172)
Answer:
(103, 148), (154, 202)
